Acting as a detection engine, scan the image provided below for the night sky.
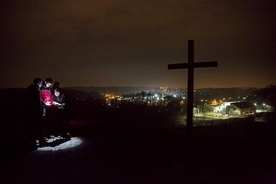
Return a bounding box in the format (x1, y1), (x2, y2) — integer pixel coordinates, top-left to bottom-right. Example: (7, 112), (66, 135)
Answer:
(1, 0), (275, 88)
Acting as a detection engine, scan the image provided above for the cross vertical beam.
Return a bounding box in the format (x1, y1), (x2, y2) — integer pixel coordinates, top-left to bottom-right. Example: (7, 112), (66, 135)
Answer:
(168, 40), (218, 134)
(187, 40), (194, 134)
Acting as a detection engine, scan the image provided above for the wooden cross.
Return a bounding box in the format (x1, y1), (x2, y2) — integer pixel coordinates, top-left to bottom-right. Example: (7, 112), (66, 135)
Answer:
(168, 40), (218, 134)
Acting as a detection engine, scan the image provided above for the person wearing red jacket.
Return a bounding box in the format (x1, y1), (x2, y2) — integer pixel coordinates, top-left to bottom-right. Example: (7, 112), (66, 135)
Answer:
(40, 78), (54, 107)
(40, 78), (54, 138)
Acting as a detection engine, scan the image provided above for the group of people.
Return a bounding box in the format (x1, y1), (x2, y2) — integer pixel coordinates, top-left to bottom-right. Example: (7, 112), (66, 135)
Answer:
(27, 77), (70, 147)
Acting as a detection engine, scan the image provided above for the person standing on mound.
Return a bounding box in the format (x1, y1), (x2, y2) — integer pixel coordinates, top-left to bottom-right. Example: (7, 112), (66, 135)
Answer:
(52, 87), (71, 139)
(40, 78), (54, 138)
(26, 78), (46, 146)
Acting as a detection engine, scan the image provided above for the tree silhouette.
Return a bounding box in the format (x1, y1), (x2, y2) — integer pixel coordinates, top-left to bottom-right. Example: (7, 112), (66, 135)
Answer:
(257, 85), (276, 111)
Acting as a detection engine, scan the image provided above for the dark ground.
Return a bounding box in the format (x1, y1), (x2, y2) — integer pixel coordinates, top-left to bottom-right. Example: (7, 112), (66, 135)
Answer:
(1, 120), (276, 184)
(0, 89), (276, 184)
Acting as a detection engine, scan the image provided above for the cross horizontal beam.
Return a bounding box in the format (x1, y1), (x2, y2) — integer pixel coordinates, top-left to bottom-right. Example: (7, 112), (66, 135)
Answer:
(168, 61), (218, 70)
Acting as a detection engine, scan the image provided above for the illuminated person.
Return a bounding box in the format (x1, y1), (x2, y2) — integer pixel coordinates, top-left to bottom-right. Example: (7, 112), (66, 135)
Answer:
(26, 78), (46, 147)
(51, 81), (60, 95)
(40, 78), (54, 138)
(41, 78), (54, 107)
(52, 88), (71, 139)
(52, 88), (66, 107)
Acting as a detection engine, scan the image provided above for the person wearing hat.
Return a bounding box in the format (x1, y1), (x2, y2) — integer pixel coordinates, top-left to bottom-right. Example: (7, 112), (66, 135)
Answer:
(26, 78), (46, 147)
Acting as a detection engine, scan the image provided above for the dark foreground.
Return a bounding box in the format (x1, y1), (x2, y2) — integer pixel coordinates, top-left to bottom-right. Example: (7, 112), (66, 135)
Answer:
(0, 88), (275, 183)
(1, 119), (276, 184)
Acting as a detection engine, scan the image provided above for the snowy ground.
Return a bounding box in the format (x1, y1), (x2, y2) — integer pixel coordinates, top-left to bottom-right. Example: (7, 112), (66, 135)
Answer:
(37, 137), (83, 152)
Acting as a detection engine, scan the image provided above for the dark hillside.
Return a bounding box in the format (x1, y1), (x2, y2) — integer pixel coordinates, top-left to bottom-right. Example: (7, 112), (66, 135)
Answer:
(1, 88), (276, 183)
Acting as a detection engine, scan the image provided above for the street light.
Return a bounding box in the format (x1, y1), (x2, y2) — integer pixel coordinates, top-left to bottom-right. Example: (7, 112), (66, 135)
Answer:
(263, 103), (266, 111)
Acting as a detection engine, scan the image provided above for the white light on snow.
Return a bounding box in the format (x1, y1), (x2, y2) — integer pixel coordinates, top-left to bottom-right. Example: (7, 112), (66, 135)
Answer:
(37, 137), (83, 151)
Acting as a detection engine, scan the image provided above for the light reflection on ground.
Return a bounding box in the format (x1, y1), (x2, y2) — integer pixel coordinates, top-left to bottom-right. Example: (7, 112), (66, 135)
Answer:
(37, 137), (83, 151)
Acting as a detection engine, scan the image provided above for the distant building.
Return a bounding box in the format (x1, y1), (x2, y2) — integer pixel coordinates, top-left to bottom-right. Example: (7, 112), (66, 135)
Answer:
(212, 102), (232, 114)
(229, 102), (255, 116)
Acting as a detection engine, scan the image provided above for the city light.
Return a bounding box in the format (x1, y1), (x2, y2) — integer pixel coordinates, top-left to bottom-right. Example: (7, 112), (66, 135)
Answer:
(98, 87), (272, 118)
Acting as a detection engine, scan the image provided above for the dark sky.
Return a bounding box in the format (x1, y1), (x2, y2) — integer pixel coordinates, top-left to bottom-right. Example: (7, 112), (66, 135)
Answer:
(1, 0), (275, 88)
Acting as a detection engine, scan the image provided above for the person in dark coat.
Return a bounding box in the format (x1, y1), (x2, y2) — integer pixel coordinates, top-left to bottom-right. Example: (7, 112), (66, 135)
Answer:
(51, 81), (60, 96)
(26, 78), (46, 146)
(52, 88), (71, 139)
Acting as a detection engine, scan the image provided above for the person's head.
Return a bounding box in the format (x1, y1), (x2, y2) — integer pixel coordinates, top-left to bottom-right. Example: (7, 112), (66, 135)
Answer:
(54, 88), (60, 97)
(53, 81), (60, 88)
(33, 78), (42, 88)
(37, 81), (43, 88)
(45, 78), (52, 88)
